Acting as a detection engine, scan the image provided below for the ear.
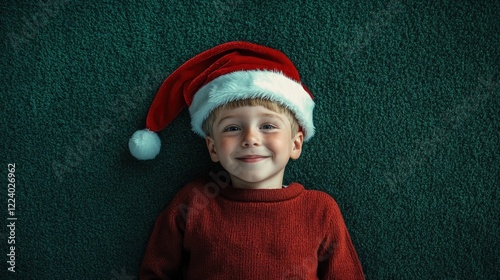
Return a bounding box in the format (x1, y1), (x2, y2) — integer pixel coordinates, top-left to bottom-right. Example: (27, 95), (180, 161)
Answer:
(205, 136), (219, 162)
(290, 131), (304, 160)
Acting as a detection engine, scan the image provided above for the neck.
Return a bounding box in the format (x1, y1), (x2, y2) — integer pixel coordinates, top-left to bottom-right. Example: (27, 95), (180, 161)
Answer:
(229, 174), (284, 190)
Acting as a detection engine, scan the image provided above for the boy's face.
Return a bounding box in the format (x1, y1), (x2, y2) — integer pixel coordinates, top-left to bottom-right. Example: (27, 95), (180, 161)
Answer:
(205, 105), (303, 189)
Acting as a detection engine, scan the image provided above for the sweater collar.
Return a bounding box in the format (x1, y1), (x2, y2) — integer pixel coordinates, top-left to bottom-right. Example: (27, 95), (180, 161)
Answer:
(219, 182), (304, 202)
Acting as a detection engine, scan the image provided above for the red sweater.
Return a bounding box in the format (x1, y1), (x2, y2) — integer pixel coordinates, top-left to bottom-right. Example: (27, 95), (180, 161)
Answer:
(140, 178), (364, 279)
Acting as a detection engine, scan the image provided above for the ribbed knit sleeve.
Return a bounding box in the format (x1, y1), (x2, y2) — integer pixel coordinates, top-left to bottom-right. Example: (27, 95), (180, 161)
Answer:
(139, 183), (192, 279)
(315, 192), (365, 279)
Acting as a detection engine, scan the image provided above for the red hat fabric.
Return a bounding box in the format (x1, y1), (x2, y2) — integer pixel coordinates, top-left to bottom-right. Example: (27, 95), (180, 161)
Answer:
(129, 41), (315, 160)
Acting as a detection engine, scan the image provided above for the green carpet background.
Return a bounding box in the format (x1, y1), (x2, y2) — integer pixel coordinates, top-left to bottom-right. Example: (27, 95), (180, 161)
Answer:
(1, 0), (498, 279)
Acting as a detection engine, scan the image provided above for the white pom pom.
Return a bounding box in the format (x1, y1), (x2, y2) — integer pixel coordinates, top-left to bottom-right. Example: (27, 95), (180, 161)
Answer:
(128, 129), (161, 160)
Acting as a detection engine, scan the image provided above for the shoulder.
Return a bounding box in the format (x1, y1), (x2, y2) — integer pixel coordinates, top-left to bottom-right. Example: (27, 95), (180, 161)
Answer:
(297, 184), (339, 206)
(168, 176), (213, 205)
(159, 177), (214, 223)
(293, 183), (343, 216)
(296, 184), (352, 235)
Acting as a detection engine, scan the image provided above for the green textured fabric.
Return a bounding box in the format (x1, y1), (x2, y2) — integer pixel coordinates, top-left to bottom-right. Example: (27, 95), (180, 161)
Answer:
(1, 0), (498, 279)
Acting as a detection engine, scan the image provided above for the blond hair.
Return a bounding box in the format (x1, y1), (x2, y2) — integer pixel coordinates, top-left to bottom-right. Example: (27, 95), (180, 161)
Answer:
(202, 99), (300, 137)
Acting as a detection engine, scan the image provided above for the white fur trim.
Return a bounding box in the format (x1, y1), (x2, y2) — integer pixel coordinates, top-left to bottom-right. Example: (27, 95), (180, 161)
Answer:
(129, 129), (161, 160)
(189, 70), (315, 141)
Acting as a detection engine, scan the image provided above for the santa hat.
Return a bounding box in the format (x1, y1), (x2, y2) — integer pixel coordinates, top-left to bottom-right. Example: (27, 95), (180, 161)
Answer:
(129, 41), (315, 160)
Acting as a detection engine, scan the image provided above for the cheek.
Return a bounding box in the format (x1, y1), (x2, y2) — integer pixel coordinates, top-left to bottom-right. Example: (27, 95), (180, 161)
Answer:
(266, 134), (293, 152)
(218, 137), (238, 153)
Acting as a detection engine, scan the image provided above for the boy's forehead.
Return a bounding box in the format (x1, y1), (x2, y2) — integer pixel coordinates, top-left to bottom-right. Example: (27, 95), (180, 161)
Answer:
(218, 105), (277, 115)
(215, 105), (286, 121)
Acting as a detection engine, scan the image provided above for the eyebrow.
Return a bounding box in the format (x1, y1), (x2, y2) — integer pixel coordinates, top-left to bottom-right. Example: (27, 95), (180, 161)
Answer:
(216, 112), (286, 127)
(261, 113), (286, 123)
(216, 115), (237, 127)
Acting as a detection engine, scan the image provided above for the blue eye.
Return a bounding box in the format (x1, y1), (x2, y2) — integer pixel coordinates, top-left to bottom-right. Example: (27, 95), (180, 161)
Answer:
(223, 126), (240, 132)
(261, 124), (276, 130)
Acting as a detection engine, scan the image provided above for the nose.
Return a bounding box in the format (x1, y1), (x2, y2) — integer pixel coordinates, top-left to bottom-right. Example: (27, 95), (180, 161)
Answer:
(241, 127), (261, 147)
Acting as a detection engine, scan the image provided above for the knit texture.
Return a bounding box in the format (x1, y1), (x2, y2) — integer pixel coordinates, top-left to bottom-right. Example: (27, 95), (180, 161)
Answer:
(140, 178), (364, 279)
(1, 0), (498, 279)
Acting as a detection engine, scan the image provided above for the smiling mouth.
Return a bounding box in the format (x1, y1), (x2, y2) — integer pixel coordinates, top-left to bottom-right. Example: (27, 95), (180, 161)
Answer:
(236, 155), (270, 163)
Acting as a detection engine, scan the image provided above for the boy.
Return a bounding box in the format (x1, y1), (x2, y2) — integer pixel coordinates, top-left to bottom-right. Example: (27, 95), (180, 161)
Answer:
(129, 41), (364, 279)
